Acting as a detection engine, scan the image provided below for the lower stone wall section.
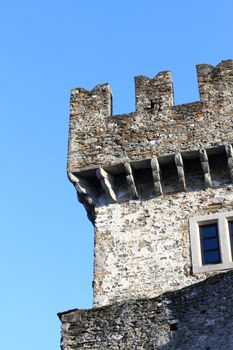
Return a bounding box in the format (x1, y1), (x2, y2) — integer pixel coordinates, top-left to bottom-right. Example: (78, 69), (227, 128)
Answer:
(58, 271), (233, 350)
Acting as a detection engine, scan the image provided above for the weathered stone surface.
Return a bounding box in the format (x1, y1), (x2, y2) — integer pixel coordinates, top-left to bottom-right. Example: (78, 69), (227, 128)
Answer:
(65, 60), (233, 305)
(59, 271), (233, 350)
(61, 60), (233, 349)
(93, 184), (233, 307)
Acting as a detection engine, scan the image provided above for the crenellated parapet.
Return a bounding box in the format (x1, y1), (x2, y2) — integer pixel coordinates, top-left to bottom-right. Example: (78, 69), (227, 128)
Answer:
(67, 60), (233, 221)
(68, 60), (233, 173)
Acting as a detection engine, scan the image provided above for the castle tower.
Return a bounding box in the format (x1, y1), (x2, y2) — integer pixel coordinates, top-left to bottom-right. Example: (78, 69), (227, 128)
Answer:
(59, 60), (233, 349)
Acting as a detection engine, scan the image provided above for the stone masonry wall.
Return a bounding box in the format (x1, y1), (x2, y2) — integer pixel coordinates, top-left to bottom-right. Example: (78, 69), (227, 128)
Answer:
(61, 59), (233, 348)
(59, 270), (233, 350)
(93, 184), (233, 307)
(68, 60), (233, 172)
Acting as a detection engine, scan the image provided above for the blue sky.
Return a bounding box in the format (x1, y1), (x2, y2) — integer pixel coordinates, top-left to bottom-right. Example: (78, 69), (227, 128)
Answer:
(0, 1), (232, 349)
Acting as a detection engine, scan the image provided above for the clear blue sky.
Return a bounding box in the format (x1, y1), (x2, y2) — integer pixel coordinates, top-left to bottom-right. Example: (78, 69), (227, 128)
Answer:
(0, 1), (232, 349)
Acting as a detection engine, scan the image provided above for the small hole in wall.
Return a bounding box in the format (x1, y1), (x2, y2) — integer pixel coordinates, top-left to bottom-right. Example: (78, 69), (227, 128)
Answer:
(200, 309), (207, 314)
(151, 100), (155, 109)
(169, 323), (178, 331)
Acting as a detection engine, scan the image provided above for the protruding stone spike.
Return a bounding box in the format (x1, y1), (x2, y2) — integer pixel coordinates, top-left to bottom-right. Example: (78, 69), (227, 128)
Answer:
(175, 152), (186, 191)
(151, 157), (163, 196)
(124, 163), (139, 199)
(96, 168), (117, 203)
(199, 149), (212, 188)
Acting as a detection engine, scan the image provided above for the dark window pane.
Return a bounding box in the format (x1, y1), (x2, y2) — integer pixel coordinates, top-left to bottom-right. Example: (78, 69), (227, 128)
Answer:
(199, 223), (220, 265)
(200, 224), (218, 239)
(203, 250), (220, 264)
(202, 238), (219, 251)
(229, 222), (233, 237)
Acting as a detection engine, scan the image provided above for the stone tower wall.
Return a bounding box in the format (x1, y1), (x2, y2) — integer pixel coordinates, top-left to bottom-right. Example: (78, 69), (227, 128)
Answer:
(67, 59), (233, 307)
(59, 59), (233, 349)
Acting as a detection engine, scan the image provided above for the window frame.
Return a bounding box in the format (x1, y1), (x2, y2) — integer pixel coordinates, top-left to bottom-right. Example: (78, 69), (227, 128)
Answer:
(189, 211), (233, 273)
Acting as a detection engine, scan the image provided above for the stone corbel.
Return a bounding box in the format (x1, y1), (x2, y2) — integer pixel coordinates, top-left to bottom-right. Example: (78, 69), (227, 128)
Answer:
(199, 148), (212, 188)
(151, 157), (163, 196)
(225, 144), (233, 182)
(96, 168), (117, 203)
(68, 172), (97, 206)
(175, 152), (186, 191)
(124, 163), (139, 199)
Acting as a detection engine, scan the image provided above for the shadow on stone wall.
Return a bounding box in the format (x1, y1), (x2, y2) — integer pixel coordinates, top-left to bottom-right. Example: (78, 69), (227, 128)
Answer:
(58, 271), (233, 350)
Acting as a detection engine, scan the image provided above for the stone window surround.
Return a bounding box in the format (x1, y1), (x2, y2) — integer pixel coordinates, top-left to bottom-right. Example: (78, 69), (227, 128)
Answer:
(190, 210), (233, 274)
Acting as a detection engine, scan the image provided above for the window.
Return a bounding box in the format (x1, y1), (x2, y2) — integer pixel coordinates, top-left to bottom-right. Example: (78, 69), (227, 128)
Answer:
(199, 223), (221, 265)
(189, 211), (233, 273)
